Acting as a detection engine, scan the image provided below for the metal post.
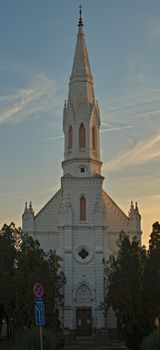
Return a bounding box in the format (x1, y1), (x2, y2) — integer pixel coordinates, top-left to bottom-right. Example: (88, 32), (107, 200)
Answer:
(39, 325), (43, 350)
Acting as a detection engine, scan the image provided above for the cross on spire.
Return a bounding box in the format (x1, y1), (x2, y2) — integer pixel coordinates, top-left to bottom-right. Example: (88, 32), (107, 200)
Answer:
(78, 4), (84, 27)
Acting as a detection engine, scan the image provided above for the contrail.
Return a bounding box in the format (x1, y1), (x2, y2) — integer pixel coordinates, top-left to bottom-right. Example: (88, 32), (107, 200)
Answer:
(100, 125), (135, 133)
(18, 126), (135, 144)
(15, 135), (64, 144)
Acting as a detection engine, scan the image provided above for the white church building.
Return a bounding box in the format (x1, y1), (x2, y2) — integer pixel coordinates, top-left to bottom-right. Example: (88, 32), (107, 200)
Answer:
(22, 9), (141, 340)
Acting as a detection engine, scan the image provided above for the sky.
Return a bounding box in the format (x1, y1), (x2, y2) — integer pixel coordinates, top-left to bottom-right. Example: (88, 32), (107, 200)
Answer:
(0, 0), (160, 247)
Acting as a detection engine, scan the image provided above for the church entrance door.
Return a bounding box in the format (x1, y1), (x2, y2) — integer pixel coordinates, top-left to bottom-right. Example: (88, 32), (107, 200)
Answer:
(76, 307), (92, 336)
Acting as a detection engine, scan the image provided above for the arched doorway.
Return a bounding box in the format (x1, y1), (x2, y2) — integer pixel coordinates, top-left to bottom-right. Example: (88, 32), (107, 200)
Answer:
(75, 284), (92, 337)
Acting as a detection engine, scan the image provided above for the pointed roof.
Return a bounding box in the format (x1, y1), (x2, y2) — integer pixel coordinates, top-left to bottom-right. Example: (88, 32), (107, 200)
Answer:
(70, 9), (93, 84)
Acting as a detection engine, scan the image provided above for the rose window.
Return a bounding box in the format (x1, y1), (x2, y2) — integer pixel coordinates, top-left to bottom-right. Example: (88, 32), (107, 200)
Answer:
(78, 248), (89, 259)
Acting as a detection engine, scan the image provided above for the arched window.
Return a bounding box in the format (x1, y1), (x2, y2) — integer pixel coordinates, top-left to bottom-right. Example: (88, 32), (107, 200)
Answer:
(68, 126), (73, 150)
(92, 126), (96, 150)
(79, 123), (85, 148)
(80, 196), (86, 221)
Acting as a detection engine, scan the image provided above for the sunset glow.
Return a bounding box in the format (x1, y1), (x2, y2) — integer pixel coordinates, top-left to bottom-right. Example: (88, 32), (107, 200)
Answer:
(0, 1), (159, 247)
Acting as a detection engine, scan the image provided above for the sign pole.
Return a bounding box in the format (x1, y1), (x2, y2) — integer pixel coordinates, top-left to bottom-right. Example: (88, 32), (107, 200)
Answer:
(40, 325), (43, 350)
(33, 282), (45, 350)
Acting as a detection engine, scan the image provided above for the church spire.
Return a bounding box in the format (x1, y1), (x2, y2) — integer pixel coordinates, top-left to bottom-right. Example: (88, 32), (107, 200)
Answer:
(63, 8), (101, 177)
(70, 7), (93, 86)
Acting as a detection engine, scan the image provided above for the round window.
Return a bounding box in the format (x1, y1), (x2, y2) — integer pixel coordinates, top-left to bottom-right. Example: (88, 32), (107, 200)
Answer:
(75, 245), (93, 264)
(78, 248), (89, 259)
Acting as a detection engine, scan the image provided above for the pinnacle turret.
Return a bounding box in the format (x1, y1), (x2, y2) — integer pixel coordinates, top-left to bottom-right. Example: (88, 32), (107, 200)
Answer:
(129, 201), (141, 243)
(22, 201), (34, 232)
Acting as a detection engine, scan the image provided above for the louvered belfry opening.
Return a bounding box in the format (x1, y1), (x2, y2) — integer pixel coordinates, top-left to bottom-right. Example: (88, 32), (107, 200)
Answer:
(92, 126), (96, 150)
(79, 124), (85, 148)
(68, 126), (73, 150)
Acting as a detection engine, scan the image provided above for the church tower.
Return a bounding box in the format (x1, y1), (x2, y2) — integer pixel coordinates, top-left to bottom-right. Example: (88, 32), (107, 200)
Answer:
(63, 7), (101, 177)
(22, 7), (142, 341)
(59, 8), (106, 335)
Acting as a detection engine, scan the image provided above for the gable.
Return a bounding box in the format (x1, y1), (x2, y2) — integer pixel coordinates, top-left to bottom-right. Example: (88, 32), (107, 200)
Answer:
(103, 190), (130, 254)
(103, 190), (129, 232)
(34, 189), (62, 232)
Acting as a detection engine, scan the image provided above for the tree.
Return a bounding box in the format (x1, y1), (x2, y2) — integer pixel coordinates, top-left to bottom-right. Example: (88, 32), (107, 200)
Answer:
(140, 330), (160, 350)
(105, 232), (148, 350)
(0, 223), (21, 337)
(14, 233), (65, 332)
(0, 223), (65, 346)
(142, 222), (160, 328)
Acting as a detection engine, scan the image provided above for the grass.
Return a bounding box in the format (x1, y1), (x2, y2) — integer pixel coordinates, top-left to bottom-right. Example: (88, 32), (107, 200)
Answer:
(0, 341), (127, 350)
(64, 347), (127, 350)
(0, 342), (17, 350)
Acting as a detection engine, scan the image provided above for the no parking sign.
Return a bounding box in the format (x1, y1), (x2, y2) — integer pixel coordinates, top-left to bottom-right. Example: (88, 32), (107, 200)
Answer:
(33, 282), (44, 297)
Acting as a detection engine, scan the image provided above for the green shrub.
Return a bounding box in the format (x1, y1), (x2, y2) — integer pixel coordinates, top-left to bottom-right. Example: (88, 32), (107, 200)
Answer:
(17, 326), (62, 350)
(141, 330), (160, 350)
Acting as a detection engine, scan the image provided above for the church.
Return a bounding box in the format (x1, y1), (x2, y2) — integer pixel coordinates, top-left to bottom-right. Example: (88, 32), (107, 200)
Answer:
(22, 8), (141, 340)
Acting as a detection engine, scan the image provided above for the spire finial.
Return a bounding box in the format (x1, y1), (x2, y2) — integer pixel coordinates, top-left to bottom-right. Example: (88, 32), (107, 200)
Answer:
(78, 4), (84, 27)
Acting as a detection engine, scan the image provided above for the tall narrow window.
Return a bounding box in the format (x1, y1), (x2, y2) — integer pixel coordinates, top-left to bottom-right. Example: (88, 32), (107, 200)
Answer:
(79, 123), (85, 148)
(92, 126), (96, 150)
(68, 126), (73, 150)
(80, 196), (86, 221)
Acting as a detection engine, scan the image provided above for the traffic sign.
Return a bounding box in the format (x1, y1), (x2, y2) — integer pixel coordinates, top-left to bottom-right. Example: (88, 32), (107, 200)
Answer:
(35, 302), (45, 326)
(33, 283), (45, 350)
(33, 282), (44, 297)
(35, 296), (44, 304)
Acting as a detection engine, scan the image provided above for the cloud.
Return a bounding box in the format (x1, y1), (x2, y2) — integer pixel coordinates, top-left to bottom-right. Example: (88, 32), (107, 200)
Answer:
(106, 85), (160, 118)
(109, 99), (160, 114)
(104, 131), (160, 172)
(146, 19), (160, 43)
(100, 125), (135, 133)
(139, 193), (160, 201)
(130, 109), (160, 119)
(18, 135), (64, 144)
(0, 65), (61, 125)
(0, 186), (56, 198)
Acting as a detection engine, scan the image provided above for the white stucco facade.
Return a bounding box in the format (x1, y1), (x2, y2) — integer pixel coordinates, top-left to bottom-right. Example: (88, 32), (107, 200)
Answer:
(22, 12), (141, 339)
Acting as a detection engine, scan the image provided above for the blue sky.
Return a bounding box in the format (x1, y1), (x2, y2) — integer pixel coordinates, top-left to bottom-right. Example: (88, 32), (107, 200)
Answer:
(0, 0), (160, 246)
